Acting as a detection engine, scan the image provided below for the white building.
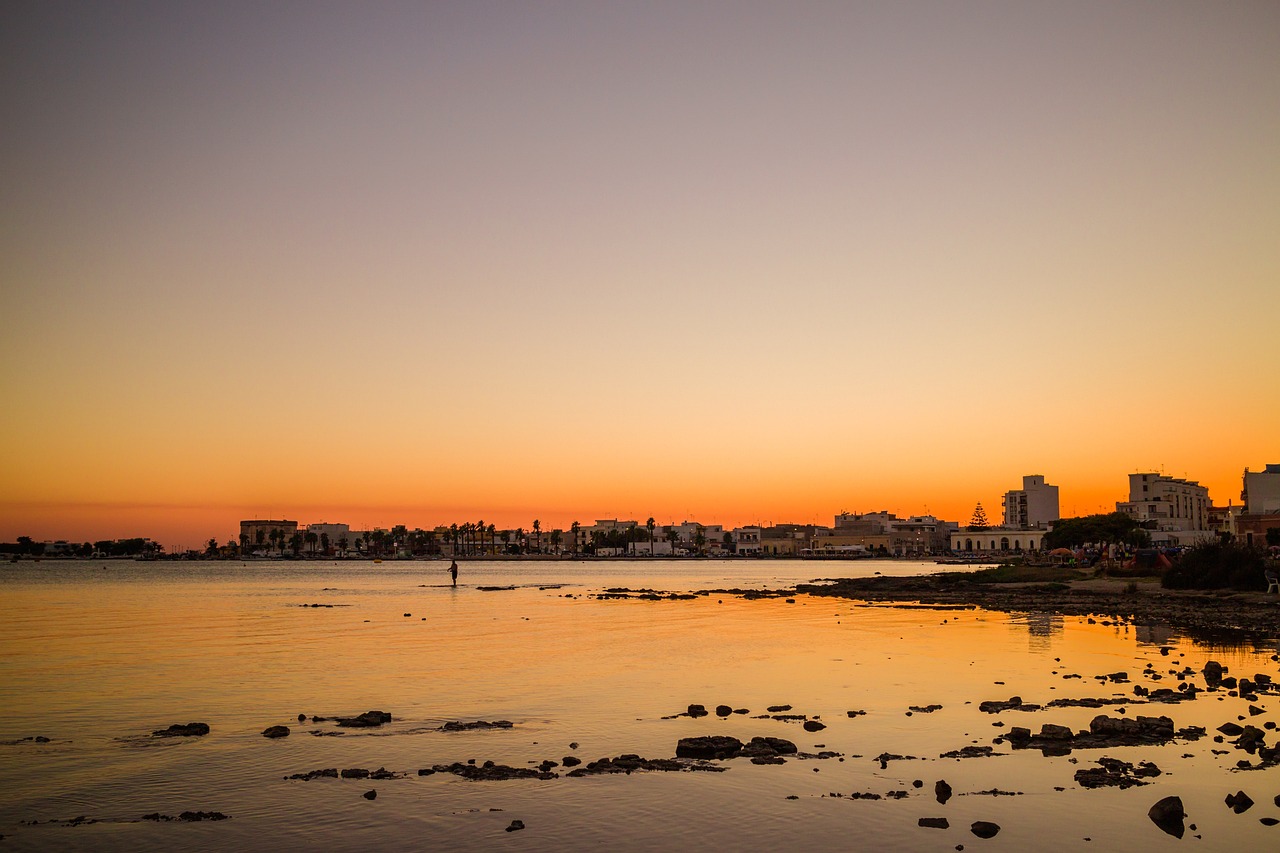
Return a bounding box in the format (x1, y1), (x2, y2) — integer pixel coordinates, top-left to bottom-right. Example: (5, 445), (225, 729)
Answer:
(1116, 472), (1210, 535)
(950, 528), (1046, 553)
(1243, 464), (1280, 514)
(1002, 475), (1059, 529)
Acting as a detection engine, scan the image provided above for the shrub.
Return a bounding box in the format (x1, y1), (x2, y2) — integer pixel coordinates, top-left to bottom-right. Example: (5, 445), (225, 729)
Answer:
(1161, 540), (1267, 591)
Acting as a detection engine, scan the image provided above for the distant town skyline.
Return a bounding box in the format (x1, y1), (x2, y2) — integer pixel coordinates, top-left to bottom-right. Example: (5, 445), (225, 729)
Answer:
(4, 464), (1267, 552)
(3, 3), (1276, 551)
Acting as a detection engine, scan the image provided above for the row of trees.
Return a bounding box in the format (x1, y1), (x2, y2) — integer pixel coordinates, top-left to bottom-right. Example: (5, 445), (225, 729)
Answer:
(1, 537), (160, 557)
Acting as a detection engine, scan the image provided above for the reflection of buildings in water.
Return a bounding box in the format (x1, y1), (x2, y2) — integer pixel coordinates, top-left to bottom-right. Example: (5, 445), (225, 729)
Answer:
(1133, 623), (1179, 647)
(1008, 611), (1064, 650)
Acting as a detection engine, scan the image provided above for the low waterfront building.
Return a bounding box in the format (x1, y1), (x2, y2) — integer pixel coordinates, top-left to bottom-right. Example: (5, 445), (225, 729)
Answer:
(950, 528), (1046, 553)
(1243, 464), (1280, 514)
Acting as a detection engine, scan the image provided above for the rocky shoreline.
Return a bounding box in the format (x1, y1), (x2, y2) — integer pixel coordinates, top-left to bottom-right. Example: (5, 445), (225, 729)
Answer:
(688, 574), (1280, 642)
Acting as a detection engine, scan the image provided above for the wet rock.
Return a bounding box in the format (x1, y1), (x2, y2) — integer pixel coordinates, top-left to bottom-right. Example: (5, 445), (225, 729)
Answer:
(935, 780), (952, 804)
(370, 767), (398, 779)
(1261, 817), (1279, 827)
(440, 720), (513, 732)
(298, 713), (306, 722)
(687, 704), (709, 718)
(940, 746), (999, 759)
(152, 722), (210, 738)
(846, 710), (867, 718)
(875, 753), (920, 769)
(341, 768), (370, 778)
(715, 705), (733, 717)
(909, 705), (943, 714)
(433, 760), (557, 781)
(1225, 791), (1254, 813)
(676, 736), (743, 759)
(803, 720), (826, 733)
(767, 705), (792, 713)
(979, 697), (1041, 713)
(506, 820), (525, 832)
(1218, 722), (1245, 736)
(970, 821), (1000, 839)
(417, 768), (435, 776)
(178, 811), (229, 821)
(336, 711), (391, 728)
(739, 736), (798, 758)
(262, 726), (290, 739)
(562, 756), (582, 767)
(1149, 796), (1186, 838)
(919, 818), (950, 829)
(363, 789), (376, 800)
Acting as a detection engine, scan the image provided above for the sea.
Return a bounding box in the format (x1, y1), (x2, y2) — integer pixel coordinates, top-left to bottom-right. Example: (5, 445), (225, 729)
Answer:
(1, 558), (1277, 851)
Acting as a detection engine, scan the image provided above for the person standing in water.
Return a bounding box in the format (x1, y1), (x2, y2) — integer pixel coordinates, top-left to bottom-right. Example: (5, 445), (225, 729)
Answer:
(449, 559), (458, 587)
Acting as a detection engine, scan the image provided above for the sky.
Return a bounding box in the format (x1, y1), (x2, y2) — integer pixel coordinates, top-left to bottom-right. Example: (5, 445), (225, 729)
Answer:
(2, 1), (1277, 549)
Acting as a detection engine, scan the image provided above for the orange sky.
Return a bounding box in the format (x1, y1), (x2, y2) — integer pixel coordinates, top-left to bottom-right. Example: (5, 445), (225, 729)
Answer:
(2, 3), (1277, 549)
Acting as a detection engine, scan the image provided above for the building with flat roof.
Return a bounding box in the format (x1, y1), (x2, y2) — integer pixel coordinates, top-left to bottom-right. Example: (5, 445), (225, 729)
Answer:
(1243, 464), (1280, 515)
(1116, 473), (1210, 544)
(1002, 475), (1059, 529)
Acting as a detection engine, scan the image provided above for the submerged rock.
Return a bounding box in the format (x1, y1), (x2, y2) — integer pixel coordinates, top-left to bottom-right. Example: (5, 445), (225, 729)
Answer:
(152, 723), (210, 738)
(440, 720), (513, 732)
(935, 780), (952, 804)
(970, 821), (1000, 839)
(262, 726), (290, 739)
(336, 711), (391, 728)
(919, 818), (949, 829)
(433, 760), (556, 781)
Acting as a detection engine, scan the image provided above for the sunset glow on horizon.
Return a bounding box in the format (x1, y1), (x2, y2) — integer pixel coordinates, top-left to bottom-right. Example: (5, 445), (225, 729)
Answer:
(2, 2), (1276, 549)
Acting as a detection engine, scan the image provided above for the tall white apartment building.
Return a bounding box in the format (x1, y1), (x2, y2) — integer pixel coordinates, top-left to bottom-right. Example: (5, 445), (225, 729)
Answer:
(1002, 475), (1059, 529)
(1116, 473), (1210, 533)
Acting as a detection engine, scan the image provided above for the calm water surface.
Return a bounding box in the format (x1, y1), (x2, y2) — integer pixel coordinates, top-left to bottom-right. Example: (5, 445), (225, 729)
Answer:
(2, 559), (1278, 851)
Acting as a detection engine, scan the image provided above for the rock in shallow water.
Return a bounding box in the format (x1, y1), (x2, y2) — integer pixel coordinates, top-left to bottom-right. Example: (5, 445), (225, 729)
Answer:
(1148, 796), (1186, 838)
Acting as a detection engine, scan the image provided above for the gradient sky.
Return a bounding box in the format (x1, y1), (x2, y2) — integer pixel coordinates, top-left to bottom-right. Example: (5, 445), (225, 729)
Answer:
(2, 1), (1277, 548)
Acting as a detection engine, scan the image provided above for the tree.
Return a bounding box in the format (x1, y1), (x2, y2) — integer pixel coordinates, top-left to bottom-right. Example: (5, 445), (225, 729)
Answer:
(1162, 539), (1267, 590)
(337, 535), (349, 557)
(305, 530), (318, 555)
(488, 524), (497, 555)
(289, 532), (303, 556)
(723, 531), (734, 554)
(320, 532), (330, 555)
(533, 519), (541, 555)
(968, 504), (990, 531)
(550, 529), (562, 553)
(1043, 513), (1151, 550)
(239, 533), (250, 555)
(570, 521), (580, 556)
(515, 527), (525, 554)
(392, 524), (409, 555)
(207, 538), (219, 556)
(269, 528), (281, 555)
(666, 528), (680, 554)
(255, 528), (266, 553)
(646, 517), (656, 555)
(694, 525), (706, 555)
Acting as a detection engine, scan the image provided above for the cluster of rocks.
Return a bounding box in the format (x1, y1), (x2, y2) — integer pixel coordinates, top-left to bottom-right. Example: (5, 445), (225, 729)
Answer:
(565, 754), (725, 776)
(1003, 714), (1204, 755)
(142, 811), (229, 822)
(1073, 757), (1162, 789)
(0, 736), (51, 745)
(676, 735), (799, 763)
(428, 761), (557, 781)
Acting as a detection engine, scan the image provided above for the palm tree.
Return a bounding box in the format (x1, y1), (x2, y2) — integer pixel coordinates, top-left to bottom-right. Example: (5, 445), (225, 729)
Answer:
(337, 535), (349, 557)
(515, 527), (525, 554)
(289, 532), (302, 556)
(570, 521), (580, 557)
(305, 530), (318, 555)
(448, 523), (459, 557)
(255, 529), (265, 553)
(488, 524), (496, 555)
(666, 528), (680, 555)
(694, 525), (706, 556)
(320, 532), (330, 555)
(207, 537), (219, 556)
(239, 533), (250, 556)
(646, 517), (655, 556)
(550, 529), (562, 553)
(500, 529), (511, 553)
(533, 519), (541, 555)
(477, 520), (485, 555)
(269, 528), (281, 555)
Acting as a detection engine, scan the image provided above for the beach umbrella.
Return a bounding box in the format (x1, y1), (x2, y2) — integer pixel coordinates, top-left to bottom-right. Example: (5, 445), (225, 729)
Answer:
(1048, 548), (1074, 557)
